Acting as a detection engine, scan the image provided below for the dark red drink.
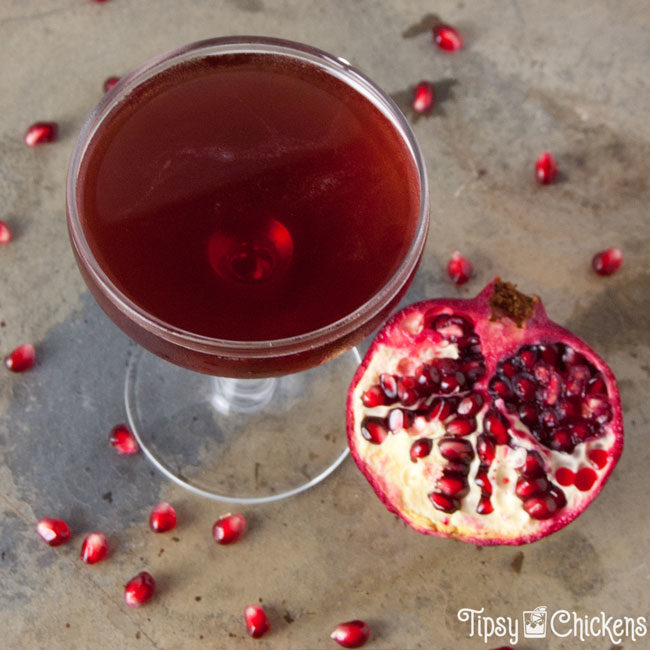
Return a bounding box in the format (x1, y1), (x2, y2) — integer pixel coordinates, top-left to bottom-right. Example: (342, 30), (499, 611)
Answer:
(69, 40), (426, 376)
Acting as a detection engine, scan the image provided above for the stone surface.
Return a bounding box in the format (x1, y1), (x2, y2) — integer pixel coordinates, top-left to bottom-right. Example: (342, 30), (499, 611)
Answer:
(1, 1), (649, 648)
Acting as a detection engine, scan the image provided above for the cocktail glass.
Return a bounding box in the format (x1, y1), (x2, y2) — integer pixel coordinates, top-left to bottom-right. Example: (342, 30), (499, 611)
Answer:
(66, 37), (429, 503)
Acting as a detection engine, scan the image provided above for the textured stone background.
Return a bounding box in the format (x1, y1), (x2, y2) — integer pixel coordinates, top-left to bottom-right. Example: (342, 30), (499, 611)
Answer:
(0, 1), (648, 648)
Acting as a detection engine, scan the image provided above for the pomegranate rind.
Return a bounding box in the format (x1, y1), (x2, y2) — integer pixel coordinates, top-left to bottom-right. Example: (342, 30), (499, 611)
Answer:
(346, 279), (623, 545)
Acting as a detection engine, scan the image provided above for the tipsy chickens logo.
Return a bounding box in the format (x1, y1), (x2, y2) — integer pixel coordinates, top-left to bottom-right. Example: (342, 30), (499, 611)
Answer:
(457, 606), (648, 645)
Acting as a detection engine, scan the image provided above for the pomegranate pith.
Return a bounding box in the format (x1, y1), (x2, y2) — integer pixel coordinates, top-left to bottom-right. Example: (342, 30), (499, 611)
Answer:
(0, 221), (12, 244)
(244, 604), (270, 638)
(80, 532), (108, 564)
(124, 571), (155, 607)
(36, 517), (71, 546)
(346, 279), (623, 545)
(330, 620), (370, 648)
(5, 343), (36, 372)
(149, 502), (177, 532)
(24, 122), (58, 146)
(432, 23), (463, 51)
(212, 513), (246, 544)
(592, 247), (623, 276)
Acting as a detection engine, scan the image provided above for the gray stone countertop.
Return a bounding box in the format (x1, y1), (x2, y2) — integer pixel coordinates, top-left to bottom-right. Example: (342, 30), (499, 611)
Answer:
(1, 1), (649, 648)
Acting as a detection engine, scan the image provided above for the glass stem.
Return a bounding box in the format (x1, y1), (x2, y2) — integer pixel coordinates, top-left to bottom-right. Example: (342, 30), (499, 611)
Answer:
(211, 376), (277, 414)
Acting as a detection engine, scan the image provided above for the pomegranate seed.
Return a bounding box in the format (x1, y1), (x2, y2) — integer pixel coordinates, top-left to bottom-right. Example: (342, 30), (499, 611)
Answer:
(574, 467), (598, 491)
(555, 467), (575, 487)
(330, 619), (370, 648)
(457, 392), (483, 416)
(447, 251), (473, 285)
(412, 81), (435, 114)
(379, 373), (398, 400)
(515, 476), (549, 499)
(512, 375), (536, 402)
(476, 497), (494, 514)
(361, 386), (385, 407)
(397, 376), (419, 406)
(24, 122), (58, 146)
(550, 430), (573, 452)
(0, 220), (12, 244)
(592, 247), (623, 276)
(212, 513), (246, 545)
(244, 604), (270, 639)
(587, 376), (606, 394)
(124, 571), (155, 607)
(103, 76), (120, 92)
(474, 470), (492, 495)
(522, 451), (545, 478)
(109, 424), (139, 455)
(149, 502), (177, 533)
(388, 408), (414, 432)
(410, 438), (433, 462)
(432, 23), (463, 51)
(483, 409), (509, 444)
(80, 532), (108, 564)
(5, 343), (35, 372)
(476, 434), (495, 465)
(429, 491), (460, 513)
(438, 437), (474, 463)
(524, 495), (557, 520)
(445, 417), (476, 436)
(360, 417), (388, 445)
(535, 152), (558, 185)
(36, 517), (71, 546)
(438, 473), (469, 498)
(587, 448), (608, 469)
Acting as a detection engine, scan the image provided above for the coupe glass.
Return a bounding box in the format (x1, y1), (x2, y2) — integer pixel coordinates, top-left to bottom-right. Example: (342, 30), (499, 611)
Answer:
(66, 37), (429, 503)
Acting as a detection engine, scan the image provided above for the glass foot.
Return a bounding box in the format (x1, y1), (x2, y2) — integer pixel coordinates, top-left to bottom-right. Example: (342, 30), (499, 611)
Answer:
(124, 347), (360, 503)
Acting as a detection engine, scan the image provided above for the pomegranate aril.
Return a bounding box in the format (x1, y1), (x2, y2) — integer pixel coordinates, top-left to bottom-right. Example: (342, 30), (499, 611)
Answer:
(475, 470), (492, 495)
(535, 152), (557, 185)
(212, 513), (246, 545)
(244, 604), (270, 639)
(476, 497), (494, 515)
(438, 437), (474, 463)
(500, 361), (517, 379)
(457, 392), (484, 416)
(522, 451), (545, 478)
(432, 23), (463, 51)
(124, 571), (155, 607)
(483, 409), (509, 444)
(550, 430), (573, 452)
(429, 491), (460, 513)
(103, 76), (120, 92)
(24, 122), (58, 146)
(330, 619), (370, 648)
(489, 377), (511, 400)
(109, 424), (139, 455)
(513, 375), (536, 402)
(568, 421), (592, 444)
(440, 373), (461, 393)
(437, 472), (469, 498)
(555, 467), (575, 487)
(360, 417), (388, 444)
(5, 343), (36, 372)
(518, 404), (538, 425)
(524, 494), (558, 520)
(592, 247), (623, 276)
(397, 376), (419, 406)
(36, 517), (71, 546)
(380, 373), (398, 400)
(447, 251), (473, 285)
(540, 409), (558, 429)
(515, 476), (549, 499)
(445, 416), (476, 436)
(588, 448), (608, 469)
(556, 398), (580, 422)
(149, 502), (177, 532)
(476, 434), (495, 465)
(0, 220), (12, 244)
(463, 359), (485, 383)
(427, 397), (454, 422)
(582, 394), (612, 424)
(410, 438), (433, 462)
(516, 347), (538, 371)
(415, 363), (440, 394)
(412, 81), (435, 114)
(80, 532), (108, 564)
(388, 408), (414, 432)
(587, 376), (606, 395)
(539, 343), (559, 366)
(574, 467), (597, 491)
(361, 385), (385, 408)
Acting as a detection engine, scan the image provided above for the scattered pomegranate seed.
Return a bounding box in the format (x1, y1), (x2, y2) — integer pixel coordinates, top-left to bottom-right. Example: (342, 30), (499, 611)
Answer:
(412, 81), (435, 114)
(103, 76), (120, 92)
(244, 604), (270, 638)
(535, 152), (558, 185)
(432, 23), (463, 51)
(330, 620), (370, 648)
(124, 571), (155, 607)
(149, 502), (177, 533)
(591, 247), (623, 276)
(24, 122), (58, 146)
(109, 424), (139, 455)
(447, 251), (473, 285)
(36, 517), (71, 546)
(212, 513), (246, 544)
(5, 343), (35, 372)
(0, 221), (12, 244)
(80, 532), (108, 564)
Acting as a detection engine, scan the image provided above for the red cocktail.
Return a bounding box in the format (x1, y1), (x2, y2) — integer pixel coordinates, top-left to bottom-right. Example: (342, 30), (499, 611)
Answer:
(67, 38), (429, 501)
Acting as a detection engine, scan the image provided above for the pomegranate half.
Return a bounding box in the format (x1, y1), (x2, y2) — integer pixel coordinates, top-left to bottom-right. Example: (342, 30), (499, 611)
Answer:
(347, 279), (623, 545)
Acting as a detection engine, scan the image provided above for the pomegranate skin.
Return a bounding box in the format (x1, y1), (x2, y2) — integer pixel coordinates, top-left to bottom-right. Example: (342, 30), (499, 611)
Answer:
(346, 279), (623, 545)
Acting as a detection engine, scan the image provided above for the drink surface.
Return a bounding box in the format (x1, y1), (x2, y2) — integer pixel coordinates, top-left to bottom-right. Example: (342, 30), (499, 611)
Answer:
(79, 52), (419, 341)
